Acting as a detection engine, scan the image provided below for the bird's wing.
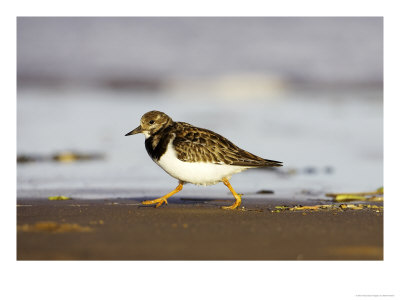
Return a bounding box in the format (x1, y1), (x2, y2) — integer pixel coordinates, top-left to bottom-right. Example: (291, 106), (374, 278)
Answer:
(172, 122), (282, 167)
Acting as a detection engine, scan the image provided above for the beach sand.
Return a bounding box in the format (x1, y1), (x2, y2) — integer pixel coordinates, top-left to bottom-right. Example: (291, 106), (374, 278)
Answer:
(17, 198), (383, 260)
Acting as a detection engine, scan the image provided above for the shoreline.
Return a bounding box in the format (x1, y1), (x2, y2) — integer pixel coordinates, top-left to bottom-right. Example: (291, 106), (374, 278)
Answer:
(17, 197), (383, 260)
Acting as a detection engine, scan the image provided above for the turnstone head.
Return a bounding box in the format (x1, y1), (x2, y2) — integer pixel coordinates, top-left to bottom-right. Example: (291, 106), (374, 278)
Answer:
(125, 110), (282, 209)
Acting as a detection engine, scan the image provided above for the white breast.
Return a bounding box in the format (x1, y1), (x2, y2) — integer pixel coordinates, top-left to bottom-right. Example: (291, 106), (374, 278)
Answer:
(155, 140), (249, 186)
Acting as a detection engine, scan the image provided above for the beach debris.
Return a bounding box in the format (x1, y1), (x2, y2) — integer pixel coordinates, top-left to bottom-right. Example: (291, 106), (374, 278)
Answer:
(256, 189), (274, 194)
(333, 194), (367, 201)
(275, 168), (297, 176)
(270, 204), (383, 213)
(17, 154), (40, 163)
(48, 195), (71, 201)
(339, 204), (363, 210)
(17, 221), (93, 233)
(275, 166), (334, 177)
(52, 151), (103, 163)
(17, 151), (104, 164)
(272, 205), (327, 212)
(325, 187), (384, 202)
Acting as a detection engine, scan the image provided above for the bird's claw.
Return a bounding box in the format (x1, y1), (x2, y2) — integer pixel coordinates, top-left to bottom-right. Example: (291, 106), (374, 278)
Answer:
(142, 198), (168, 208)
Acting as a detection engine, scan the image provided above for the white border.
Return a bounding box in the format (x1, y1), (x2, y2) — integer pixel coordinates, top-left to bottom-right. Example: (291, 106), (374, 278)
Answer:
(3, 1), (398, 299)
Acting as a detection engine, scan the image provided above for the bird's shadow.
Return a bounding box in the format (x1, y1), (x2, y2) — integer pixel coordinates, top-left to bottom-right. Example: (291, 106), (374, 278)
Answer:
(17, 196), (233, 208)
(96, 196), (233, 208)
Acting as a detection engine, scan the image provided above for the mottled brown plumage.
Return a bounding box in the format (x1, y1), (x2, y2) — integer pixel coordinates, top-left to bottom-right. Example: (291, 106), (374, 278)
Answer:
(125, 110), (282, 167)
(172, 122), (282, 167)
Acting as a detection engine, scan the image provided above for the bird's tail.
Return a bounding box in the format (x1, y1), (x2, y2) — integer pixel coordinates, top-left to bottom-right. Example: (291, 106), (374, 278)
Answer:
(261, 159), (283, 167)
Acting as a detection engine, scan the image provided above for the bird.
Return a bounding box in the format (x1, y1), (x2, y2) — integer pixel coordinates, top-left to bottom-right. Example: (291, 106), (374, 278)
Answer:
(125, 110), (282, 209)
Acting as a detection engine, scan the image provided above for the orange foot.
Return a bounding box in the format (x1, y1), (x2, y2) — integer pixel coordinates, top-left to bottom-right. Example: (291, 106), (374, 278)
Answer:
(221, 178), (242, 210)
(141, 181), (183, 208)
(142, 197), (168, 208)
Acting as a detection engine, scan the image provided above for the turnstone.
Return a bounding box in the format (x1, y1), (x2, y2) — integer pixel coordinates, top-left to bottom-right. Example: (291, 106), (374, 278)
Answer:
(125, 111), (282, 209)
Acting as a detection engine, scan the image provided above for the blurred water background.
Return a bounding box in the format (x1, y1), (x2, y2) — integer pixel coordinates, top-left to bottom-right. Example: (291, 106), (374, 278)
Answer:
(17, 17), (383, 201)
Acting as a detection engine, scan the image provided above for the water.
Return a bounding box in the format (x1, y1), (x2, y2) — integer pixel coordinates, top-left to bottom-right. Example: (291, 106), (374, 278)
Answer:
(17, 86), (383, 201)
(16, 18), (383, 201)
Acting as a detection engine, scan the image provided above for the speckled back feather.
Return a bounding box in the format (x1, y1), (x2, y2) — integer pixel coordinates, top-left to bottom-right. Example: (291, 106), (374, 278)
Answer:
(171, 122), (282, 167)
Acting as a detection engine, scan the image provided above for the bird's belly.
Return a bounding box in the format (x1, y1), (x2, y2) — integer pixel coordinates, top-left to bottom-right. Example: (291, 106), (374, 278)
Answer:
(155, 143), (248, 186)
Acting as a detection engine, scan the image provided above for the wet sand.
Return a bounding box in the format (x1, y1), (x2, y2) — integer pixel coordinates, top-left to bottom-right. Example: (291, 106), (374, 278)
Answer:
(17, 198), (383, 260)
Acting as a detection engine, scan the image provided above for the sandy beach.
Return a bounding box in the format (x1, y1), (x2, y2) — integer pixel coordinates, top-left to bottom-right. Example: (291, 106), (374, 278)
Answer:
(17, 198), (383, 260)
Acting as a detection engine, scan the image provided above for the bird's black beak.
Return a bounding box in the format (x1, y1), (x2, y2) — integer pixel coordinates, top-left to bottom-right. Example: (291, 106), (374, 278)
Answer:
(125, 125), (142, 136)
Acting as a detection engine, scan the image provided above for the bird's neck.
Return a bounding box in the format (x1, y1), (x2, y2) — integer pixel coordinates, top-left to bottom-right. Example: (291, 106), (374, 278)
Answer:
(145, 124), (174, 160)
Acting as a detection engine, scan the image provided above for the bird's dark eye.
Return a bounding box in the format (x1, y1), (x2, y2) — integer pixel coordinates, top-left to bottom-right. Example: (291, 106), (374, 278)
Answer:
(149, 120), (155, 125)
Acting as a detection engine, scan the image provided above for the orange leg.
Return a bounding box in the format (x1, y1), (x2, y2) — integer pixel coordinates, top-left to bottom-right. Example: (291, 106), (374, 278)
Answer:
(142, 181), (184, 208)
(221, 178), (242, 210)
